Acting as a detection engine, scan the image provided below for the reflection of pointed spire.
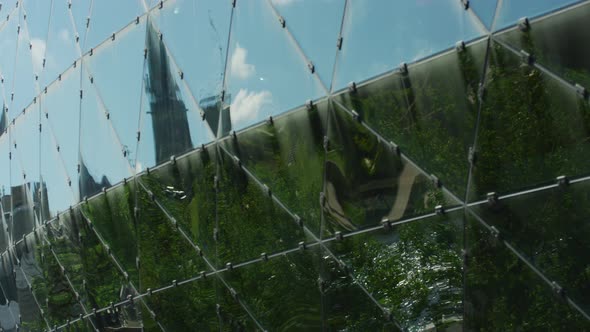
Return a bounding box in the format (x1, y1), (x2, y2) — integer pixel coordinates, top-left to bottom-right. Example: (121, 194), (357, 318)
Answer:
(145, 22), (192, 164)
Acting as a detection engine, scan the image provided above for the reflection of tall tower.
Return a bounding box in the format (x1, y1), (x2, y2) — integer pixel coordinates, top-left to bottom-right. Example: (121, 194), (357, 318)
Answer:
(145, 23), (192, 164)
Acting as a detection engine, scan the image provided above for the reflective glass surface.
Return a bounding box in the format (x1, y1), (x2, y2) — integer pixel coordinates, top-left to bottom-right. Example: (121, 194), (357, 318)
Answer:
(221, 101), (329, 236)
(146, 276), (257, 331)
(135, 184), (209, 291)
(465, 216), (590, 330)
(325, 103), (458, 234)
(336, 39), (488, 198)
(327, 210), (463, 331)
(81, 184), (138, 286)
(270, 0), (345, 88)
(495, 0), (582, 30)
(79, 62), (132, 199)
(140, 148), (218, 262)
(137, 18), (214, 169)
(0, 1), (589, 329)
(497, 1), (590, 89)
(82, 17), (146, 172)
(470, 180), (590, 314)
(333, 0), (484, 91)
(470, 41), (590, 200)
(469, 0), (499, 30)
(226, 0), (325, 131)
(216, 148), (308, 267)
(150, 0), (231, 112)
(16, 232), (85, 328)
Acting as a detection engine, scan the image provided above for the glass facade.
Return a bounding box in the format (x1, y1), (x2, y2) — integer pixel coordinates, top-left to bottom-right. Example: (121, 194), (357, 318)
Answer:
(0, 0), (589, 331)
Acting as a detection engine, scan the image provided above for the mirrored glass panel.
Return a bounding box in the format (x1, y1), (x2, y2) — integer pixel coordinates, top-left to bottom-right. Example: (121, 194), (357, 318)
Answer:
(135, 184), (209, 291)
(82, 17), (146, 174)
(226, 0), (325, 132)
(220, 101), (329, 236)
(0, 247), (47, 331)
(44, 208), (129, 312)
(0, 8), (19, 120)
(333, 0), (484, 91)
(39, 0), (80, 87)
(223, 246), (323, 330)
(325, 104), (458, 236)
(79, 64), (132, 199)
(494, 0), (582, 30)
(40, 93), (75, 219)
(216, 147), (308, 267)
(270, 0), (345, 88)
(150, 0), (231, 114)
(496, 1), (590, 90)
(80, 183), (138, 286)
(335, 39), (488, 198)
(77, 0), (144, 52)
(469, 0), (499, 30)
(137, 19), (214, 169)
(327, 210), (463, 330)
(470, 179), (590, 314)
(139, 148), (218, 264)
(465, 216), (590, 330)
(16, 232), (85, 328)
(11, 104), (40, 196)
(145, 276), (257, 331)
(470, 41), (590, 200)
(12, 7), (38, 120)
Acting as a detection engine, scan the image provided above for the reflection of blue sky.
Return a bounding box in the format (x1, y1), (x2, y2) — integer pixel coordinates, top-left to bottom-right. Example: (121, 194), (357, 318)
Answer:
(271, 0), (346, 89)
(494, 0), (581, 30)
(469, 0), (498, 30)
(333, 0), (485, 91)
(227, 0), (324, 130)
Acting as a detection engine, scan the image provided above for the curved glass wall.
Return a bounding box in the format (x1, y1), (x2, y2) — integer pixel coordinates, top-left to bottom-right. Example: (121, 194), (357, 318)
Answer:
(0, 0), (589, 330)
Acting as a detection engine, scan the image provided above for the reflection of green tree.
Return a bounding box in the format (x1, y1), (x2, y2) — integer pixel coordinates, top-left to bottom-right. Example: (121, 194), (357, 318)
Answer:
(465, 221), (590, 330)
(31, 242), (83, 327)
(325, 105), (451, 233)
(81, 185), (138, 285)
(330, 214), (462, 331)
(223, 104), (328, 235)
(474, 42), (590, 197)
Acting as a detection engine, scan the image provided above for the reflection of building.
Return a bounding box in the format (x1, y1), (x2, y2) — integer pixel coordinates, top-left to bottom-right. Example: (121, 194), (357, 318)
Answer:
(145, 23), (192, 164)
(0, 182), (47, 328)
(0, 106), (7, 134)
(78, 157), (111, 200)
(200, 95), (232, 138)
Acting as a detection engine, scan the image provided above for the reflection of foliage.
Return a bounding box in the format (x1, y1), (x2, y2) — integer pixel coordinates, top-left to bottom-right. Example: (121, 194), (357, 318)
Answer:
(331, 214), (462, 331)
(474, 42), (590, 197)
(223, 104), (328, 235)
(336, 42), (484, 198)
(465, 221), (590, 330)
(468, 182), (590, 328)
(31, 241), (83, 327)
(325, 105), (452, 233)
(81, 185), (138, 285)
